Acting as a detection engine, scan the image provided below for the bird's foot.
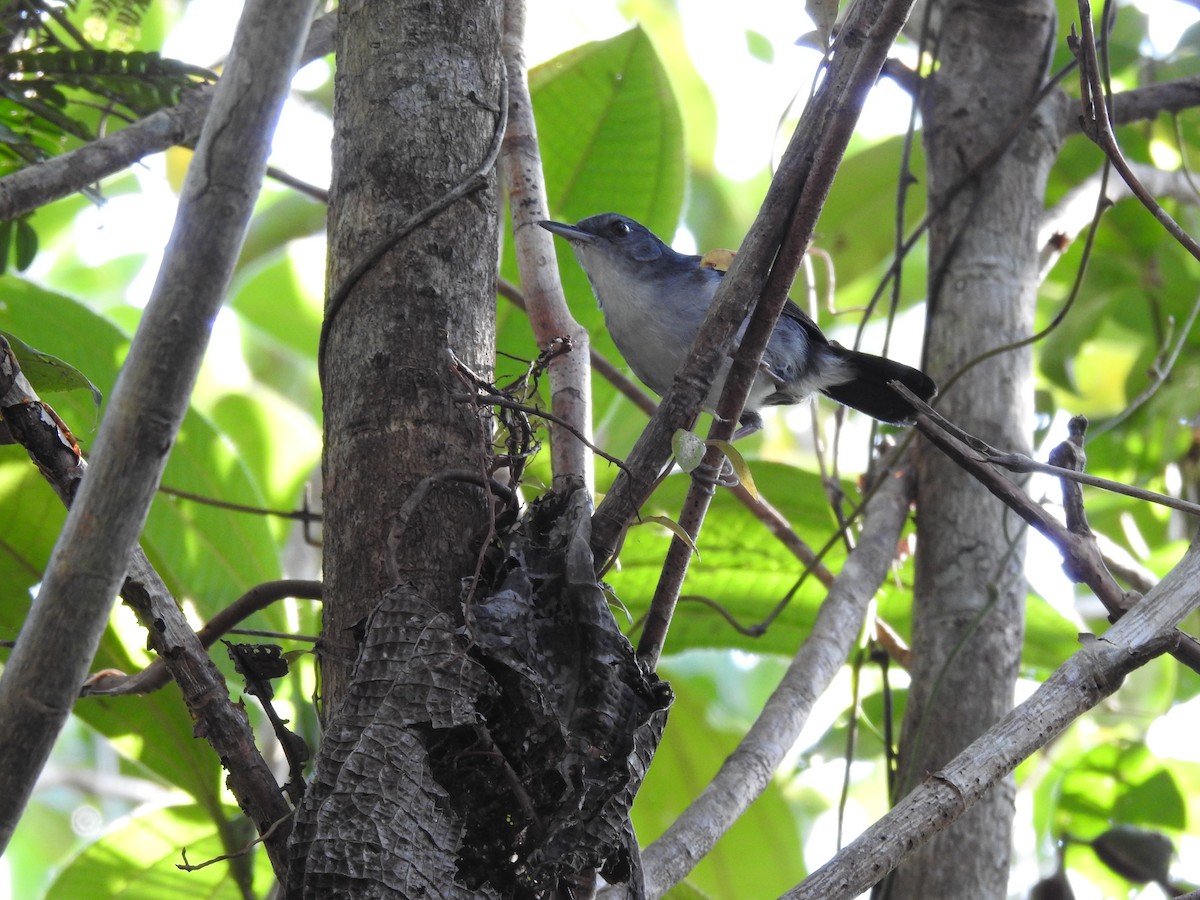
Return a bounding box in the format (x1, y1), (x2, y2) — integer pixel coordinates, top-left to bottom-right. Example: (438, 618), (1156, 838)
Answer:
(731, 410), (764, 442)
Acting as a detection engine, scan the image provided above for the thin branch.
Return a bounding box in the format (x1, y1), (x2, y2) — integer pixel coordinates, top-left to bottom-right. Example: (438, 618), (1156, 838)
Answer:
(1071, 5), (1200, 262)
(178, 811), (295, 873)
(0, 11), (337, 221)
(499, 0), (593, 489)
(893, 382), (1200, 674)
(265, 164), (328, 203)
(903, 386), (1200, 519)
(452, 391), (627, 471)
(785, 535), (1200, 899)
(626, 461), (916, 898)
(83, 580), (323, 696)
(0, 0), (316, 872)
(229, 628), (319, 642)
(159, 483), (323, 523)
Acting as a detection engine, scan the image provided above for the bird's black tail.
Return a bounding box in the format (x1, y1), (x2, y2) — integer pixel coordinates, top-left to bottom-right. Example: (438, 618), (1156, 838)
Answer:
(821, 347), (938, 424)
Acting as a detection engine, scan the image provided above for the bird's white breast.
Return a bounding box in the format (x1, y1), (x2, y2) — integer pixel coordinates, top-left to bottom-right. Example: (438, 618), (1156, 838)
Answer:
(576, 248), (703, 397)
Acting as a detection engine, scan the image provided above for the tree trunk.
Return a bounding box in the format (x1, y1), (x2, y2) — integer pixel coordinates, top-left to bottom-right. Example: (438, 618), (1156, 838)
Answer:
(317, 0), (502, 717)
(287, 0), (504, 892)
(890, 1), (1062, 897)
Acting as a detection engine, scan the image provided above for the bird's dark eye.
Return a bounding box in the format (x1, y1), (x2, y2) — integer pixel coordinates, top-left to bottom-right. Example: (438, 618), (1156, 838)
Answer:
(611, 220), (631, 237)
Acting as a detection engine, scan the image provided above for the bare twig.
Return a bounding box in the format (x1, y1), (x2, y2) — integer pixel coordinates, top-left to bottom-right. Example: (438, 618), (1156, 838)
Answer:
(265, 164), (328, 203)
(83, 580), (323, 696)
(1071, 4), (1200, 262)
(451, 391), (626, 471)
(178, 811), (295, 872)
(902, 387), (1200, 519)
(893, 382), (1200, 674)
(159, 483), (323, 523)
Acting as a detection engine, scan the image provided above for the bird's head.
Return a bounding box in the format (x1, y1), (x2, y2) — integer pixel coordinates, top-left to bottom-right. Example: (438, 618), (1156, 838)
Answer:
(539, 213), (679, 280)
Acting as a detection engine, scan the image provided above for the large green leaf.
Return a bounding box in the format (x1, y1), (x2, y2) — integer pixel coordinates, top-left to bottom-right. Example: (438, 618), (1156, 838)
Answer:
(0, 278), (287, 804)
(499, 25), (687, 462)
(531, 26), (685, 231)
(815, 135), (928, 310)
(45, 803), (274, 900)
(0, 277), (284, 609)
(637, 653), (807, 898)
(607, 463), (851, 657)
(228, 244), (323, 419)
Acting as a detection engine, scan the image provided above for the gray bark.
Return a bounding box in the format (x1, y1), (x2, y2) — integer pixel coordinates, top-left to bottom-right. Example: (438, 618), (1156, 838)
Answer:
(288, 0), (503, 892)
(316, 0), (503, 715)
(891, 1), (1062, 897)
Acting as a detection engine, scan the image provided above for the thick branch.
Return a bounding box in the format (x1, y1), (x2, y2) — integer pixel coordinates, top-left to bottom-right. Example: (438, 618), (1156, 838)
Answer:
(0, 337), (301, 871)
(631, 461), (915, 898)
(0, 12), (335, 221)
(1066, 74), (1200, 134)
(786, 533), (1200, 899)
(595, 0), (919, 642)
(0, 0), (315, 874)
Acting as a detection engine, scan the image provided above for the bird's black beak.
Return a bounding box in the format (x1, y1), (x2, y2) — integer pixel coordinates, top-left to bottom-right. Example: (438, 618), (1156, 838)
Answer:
(538, 220), (595, 244)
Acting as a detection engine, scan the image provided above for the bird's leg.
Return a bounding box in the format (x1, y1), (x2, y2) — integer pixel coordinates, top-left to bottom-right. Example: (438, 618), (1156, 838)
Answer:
(732, 410), (764, 442)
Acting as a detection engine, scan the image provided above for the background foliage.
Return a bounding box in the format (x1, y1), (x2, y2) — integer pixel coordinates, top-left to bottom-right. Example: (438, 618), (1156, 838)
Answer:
(2, 0), (1199, 897)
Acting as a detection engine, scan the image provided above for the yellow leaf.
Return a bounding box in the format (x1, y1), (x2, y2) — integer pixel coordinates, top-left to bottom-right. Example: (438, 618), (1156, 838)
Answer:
(699, 248), (736, 271)
(165, 146), (194, 194)
(640, 515), (700, 558)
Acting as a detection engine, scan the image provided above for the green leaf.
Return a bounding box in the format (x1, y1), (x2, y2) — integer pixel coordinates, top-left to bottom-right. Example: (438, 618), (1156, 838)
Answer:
(1114, 769), (1187, 830)
(636, 654), (806, 898)
(1022, 591), (1087, 675)
(817, 135), (928, 309)
(640, 513), (699, 558)
(607, 462), (848, 656)
(0, 219), (12, 275)
(235, 191), (327, 273)
(14, 216), (38, 271)
(1, 329), (103, 413)
(745, 29), (775, 63)
(45, 804), (274, 899)
(531, 27), (685, 231)
(672, 428), (706, 472)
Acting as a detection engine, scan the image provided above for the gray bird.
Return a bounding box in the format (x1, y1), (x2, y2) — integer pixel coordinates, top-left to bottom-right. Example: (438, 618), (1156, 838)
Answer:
(540, 213), (937, 433)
